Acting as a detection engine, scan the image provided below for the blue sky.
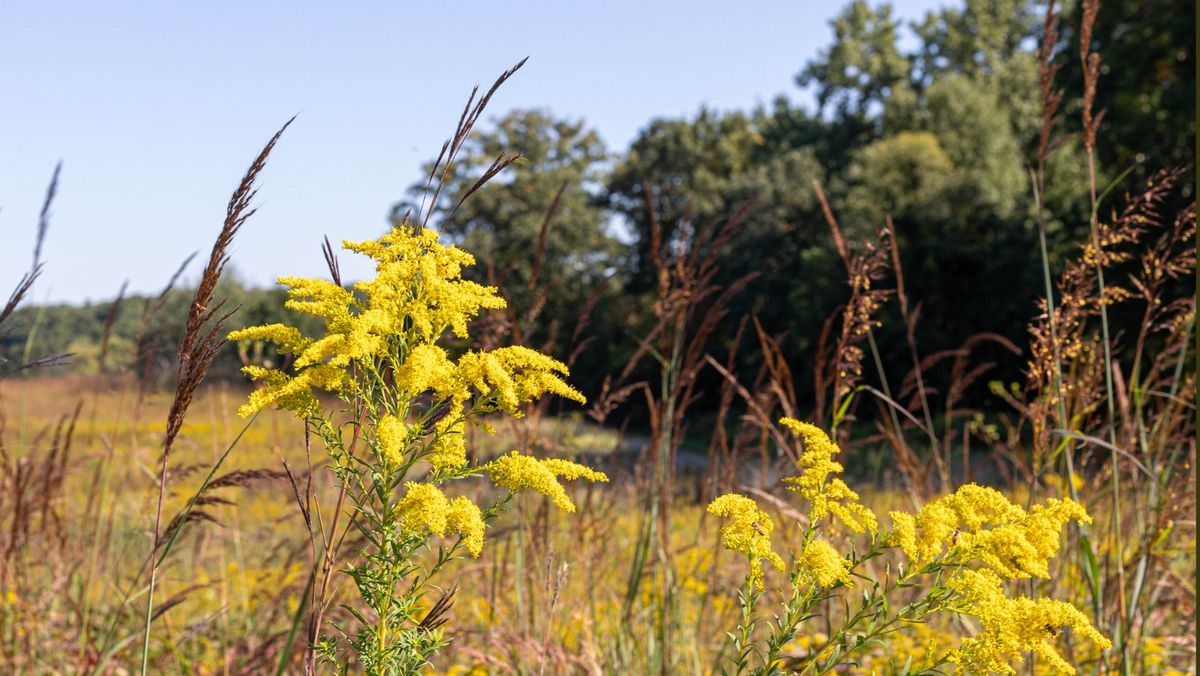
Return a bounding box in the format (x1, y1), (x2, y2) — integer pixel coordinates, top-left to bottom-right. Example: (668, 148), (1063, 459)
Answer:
(1, 1), (943, 304)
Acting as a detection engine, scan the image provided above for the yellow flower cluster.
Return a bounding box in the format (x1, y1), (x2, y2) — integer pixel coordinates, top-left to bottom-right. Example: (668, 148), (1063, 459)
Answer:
(393, 343), (459, 400)
(888, 484), (1091, 578)
(947, 568), (1110, 675)
(389, 344), (583, 470)
(445, 498), (486, 559)
(779, 418), (877, 534)
(229, 226), (585, 459)
(344, 225), (506, 340)
(227, 323), (312, 354)
(233, 363), (346, 418)
(426, 415), (467, 472)
(456, 346), (586, 416)
(376, 414), (409, 464)
(394, 483), (486, 557)
(797, 538), (852, 588)
(483, 451), (608, 513)
(229, 225), (508, 418)
(706, 493), (786, 590)
(227, 221), (608, 667)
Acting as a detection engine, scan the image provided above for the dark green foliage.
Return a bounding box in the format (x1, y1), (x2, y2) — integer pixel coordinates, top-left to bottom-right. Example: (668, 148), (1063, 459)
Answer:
(1058, 0), (1195, 183)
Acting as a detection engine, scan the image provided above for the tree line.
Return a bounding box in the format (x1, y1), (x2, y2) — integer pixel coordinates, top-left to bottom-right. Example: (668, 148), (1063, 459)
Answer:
(4, 0), (1193, 429)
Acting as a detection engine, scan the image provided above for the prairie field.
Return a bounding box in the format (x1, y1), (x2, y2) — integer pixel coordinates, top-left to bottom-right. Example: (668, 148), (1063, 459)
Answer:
(5, 366), (1193, 674)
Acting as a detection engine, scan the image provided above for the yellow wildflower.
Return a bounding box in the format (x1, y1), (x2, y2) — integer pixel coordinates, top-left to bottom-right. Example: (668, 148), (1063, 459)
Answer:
(278, 276), (356, 331)
(456, 346), (585, 416)
(230, 222), (590, 429)
(888, 499), (958, 563)
(484, 451), (608, 512)
(293, 307), (392, 368)
(376, 414), (408, 464)
(446, 496), (485, 557)
(707, 493), (786, 590)
(427, 413), (467, 472)
(888, 484), (1091, 578)
(958, 497), (1091, 578)
(395, 483), (450, 536)
(493, 346), (585, 404)
(797, 538), (852, 588)
(227, 323), (312, 354)
(394, 343), (458, 401)
(888, 511), (920, 563)
(947, 568), (1110, 675)
(225, 221), (600, 668)
(236, 363), (345, 418)
(395, 484), (487, 556)
(540, 458), (608, 483)
(456, 351), (520, 412)
(779, 418), (877, 534)
(346, 225), (505, 340)
(948, 484), (1027, 530)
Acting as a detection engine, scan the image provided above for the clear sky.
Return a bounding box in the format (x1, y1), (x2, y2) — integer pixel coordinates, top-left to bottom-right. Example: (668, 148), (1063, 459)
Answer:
(1, 0), (943, 305)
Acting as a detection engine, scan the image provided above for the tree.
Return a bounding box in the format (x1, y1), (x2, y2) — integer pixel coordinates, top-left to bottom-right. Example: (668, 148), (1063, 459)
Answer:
(883, 75), (1029, 221)
(606, 107), (846, 391)
(798, 0), (911, 120)
(840, 131), (955, 230)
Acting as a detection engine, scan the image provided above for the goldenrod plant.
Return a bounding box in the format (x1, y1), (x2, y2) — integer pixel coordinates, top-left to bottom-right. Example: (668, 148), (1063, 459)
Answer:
(708, 419), (1110, 675)
(229, 223), (606, 673)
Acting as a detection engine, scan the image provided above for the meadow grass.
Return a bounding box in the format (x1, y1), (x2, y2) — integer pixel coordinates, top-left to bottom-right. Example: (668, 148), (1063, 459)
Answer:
(0, 365), (1192, 673)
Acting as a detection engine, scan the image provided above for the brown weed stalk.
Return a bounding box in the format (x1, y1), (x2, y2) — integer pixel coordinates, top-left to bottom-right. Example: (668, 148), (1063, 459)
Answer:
(140, 117), (294, 674)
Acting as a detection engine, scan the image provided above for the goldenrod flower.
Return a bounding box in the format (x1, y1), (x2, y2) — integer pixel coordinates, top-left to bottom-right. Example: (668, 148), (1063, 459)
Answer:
(958, 497), (1091, 579)
(227, 323), (312, 354)
(427, 413), (467, 471)
(455, 351), (520, 412)
(345, 225), (506, 340)
(227, 221), (599, 669)
(947, 568), (1110, 675)
(540, 458), (609, 483)
(293, 308), (392, 368)
(236, 363), (345, 418)
(394, 343), (458, 401)
(484, 451), (608, 512)
(395, 484), (487, 556)
(395, 482), (451, 537)
(888, 484), (1091, 579)
(230, 224), (585, 421)
(278, 276), (356, 331)
(376, 414), (408, 464)
(707, 493), (786, 590)
(446, 497), (485, 557)
(888, 500), (958, 564)
(456, 346), (585, 416)
(494, 346), (585, 404)
(797, 538), (852, 588)
(779, 418), (878, 534)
